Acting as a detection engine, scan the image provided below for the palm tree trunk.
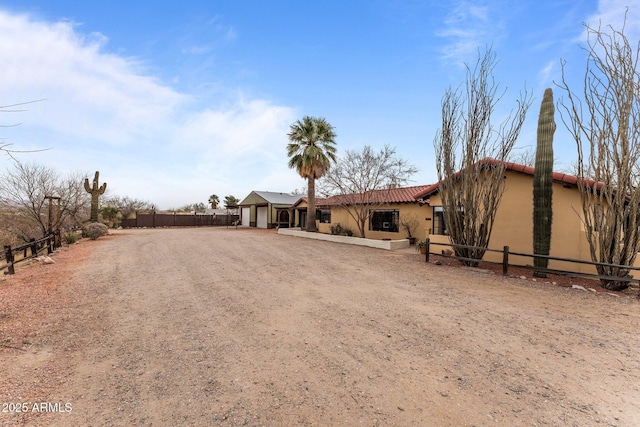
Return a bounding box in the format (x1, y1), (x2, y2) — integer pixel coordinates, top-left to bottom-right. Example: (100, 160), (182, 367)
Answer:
(307, 178), (318, 232)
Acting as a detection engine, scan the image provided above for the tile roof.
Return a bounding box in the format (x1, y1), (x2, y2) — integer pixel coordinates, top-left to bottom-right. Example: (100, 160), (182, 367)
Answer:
(291, 196), (308, 207)
(413, 159), (603, 200)
(317, 185), (434, 207)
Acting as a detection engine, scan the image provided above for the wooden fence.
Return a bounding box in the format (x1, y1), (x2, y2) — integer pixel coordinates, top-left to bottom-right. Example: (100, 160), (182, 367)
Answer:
(424, 238), (640, 286)
(121, 212), (239, 228)
(2, 232), (61, 275)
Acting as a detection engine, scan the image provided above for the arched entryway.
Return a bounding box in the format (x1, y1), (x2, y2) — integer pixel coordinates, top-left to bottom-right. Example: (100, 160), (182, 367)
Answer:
(276, 209), (290, 228)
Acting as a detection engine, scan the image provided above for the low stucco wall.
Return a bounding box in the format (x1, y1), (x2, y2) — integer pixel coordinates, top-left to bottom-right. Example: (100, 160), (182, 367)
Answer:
(277, 228), (410, 251)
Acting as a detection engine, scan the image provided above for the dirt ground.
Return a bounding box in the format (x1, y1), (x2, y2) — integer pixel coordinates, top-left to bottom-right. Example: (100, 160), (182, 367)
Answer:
(1, 227), (639, 426)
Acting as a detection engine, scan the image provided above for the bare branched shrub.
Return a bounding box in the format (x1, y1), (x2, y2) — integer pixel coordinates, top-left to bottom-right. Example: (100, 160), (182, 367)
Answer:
(434, 47), (532, 266)
(319, 145), (417, 238)
(0, 162), (89, 243)
(400, 212), (420, 239)
(0, 100), (48, 158)
(59, 170), (92, 230)
(558, 12), (640, 290)
(507, 147), (536, 167)
(102, 196), (156, 219)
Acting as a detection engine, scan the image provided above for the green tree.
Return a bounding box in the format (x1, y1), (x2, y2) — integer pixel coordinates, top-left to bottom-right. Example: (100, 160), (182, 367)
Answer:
(208, 194), (219, 209)
(287, 116), (337, 232)
(100, 205), (120, 228)
(224, 195), (240, 208)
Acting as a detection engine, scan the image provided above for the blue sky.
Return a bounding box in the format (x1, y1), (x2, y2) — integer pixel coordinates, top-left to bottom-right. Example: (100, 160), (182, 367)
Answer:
(0, 0), (637, 209)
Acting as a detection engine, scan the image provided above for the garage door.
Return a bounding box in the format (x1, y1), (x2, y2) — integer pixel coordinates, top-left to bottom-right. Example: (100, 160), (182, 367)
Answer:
(256, 206), (268, 228)
(241, 207), (250, 227)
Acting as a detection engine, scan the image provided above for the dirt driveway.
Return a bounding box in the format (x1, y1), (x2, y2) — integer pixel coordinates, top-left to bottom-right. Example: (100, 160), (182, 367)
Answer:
(1, 227), (639, 426)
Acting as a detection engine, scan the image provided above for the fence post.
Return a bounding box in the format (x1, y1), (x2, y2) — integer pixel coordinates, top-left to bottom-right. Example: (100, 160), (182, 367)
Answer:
(29, 238), (37, 257)
(502, 246), (509, 275)
(4, 245), (14, 275)
(425, 238), (430, 263)
(47, 235), (53, 254)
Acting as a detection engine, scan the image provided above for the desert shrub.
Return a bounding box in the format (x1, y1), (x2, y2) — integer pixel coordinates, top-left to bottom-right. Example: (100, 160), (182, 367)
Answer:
(82, 222), (109, 240)
(330, 224), (353, 236)
(341, 226), (354, 237)
(63, 232), (79, 244)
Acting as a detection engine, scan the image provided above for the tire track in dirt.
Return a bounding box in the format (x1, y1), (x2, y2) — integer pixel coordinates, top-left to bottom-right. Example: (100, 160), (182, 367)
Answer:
(5, 227), (639, 426)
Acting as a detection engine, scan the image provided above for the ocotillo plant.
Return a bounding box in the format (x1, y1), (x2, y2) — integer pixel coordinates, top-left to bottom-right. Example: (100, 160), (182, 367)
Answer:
(533, 88), (556, 277)
(84, 171), (107, 223)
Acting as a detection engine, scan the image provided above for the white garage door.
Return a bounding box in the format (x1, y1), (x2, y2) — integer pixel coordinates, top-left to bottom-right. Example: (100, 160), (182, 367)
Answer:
(241, 207), (250, 227)
(256, 206), (268, 228)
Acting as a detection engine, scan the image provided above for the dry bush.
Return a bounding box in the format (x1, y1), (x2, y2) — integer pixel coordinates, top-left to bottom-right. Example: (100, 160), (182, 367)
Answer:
(434, 47), (531, 266)
(82, 223), (108, 240)
(558, 13), (640, 290)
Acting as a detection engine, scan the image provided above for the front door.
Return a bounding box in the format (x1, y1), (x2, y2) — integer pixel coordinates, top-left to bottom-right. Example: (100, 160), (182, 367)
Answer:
(300, 211), (306, 229)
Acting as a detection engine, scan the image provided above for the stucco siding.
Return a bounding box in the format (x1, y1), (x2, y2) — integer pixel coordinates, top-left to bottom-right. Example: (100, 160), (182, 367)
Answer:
(491, 171), (594, 273)
(427, 170), (597, 274)
(322, 203), (431, 240)
(239, 193), (267, 206)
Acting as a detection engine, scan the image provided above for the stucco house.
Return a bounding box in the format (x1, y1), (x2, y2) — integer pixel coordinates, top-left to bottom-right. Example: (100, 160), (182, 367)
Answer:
(279, 160), (639, 279)
(413, 161), (608, 274)
(238, 191), (299, 229)
(291, 185), (433, 240)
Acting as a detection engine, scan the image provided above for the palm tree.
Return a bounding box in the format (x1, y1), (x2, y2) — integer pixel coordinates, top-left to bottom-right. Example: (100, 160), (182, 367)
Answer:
(224, 195), (240, 208)
(208, 194), (219, 209)
(287, 116), (337, 232)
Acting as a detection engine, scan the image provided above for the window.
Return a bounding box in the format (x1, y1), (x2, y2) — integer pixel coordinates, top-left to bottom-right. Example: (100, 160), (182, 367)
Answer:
(370, 210), (399, 232)
(433, 206), (447, 235)
(433, 206), (464, 235)
(317, 209), (331, 224)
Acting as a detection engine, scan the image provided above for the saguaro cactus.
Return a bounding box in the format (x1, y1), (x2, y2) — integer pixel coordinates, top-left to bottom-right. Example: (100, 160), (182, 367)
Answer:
(84, 171), (107, 223)
(533, 88), (556, 276)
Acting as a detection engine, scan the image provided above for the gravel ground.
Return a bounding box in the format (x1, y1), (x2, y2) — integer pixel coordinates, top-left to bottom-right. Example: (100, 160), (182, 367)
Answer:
(1, 227), (640, 426)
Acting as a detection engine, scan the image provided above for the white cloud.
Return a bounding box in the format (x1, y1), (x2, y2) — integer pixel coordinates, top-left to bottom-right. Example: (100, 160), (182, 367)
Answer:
(179, 98), (295, 157)
(583, 0), (640, 41)
(537, 61), (556, 86)
(0, 10), (298, 209)
(0, 12), (187, 146)
(436, 1), (505, 65)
